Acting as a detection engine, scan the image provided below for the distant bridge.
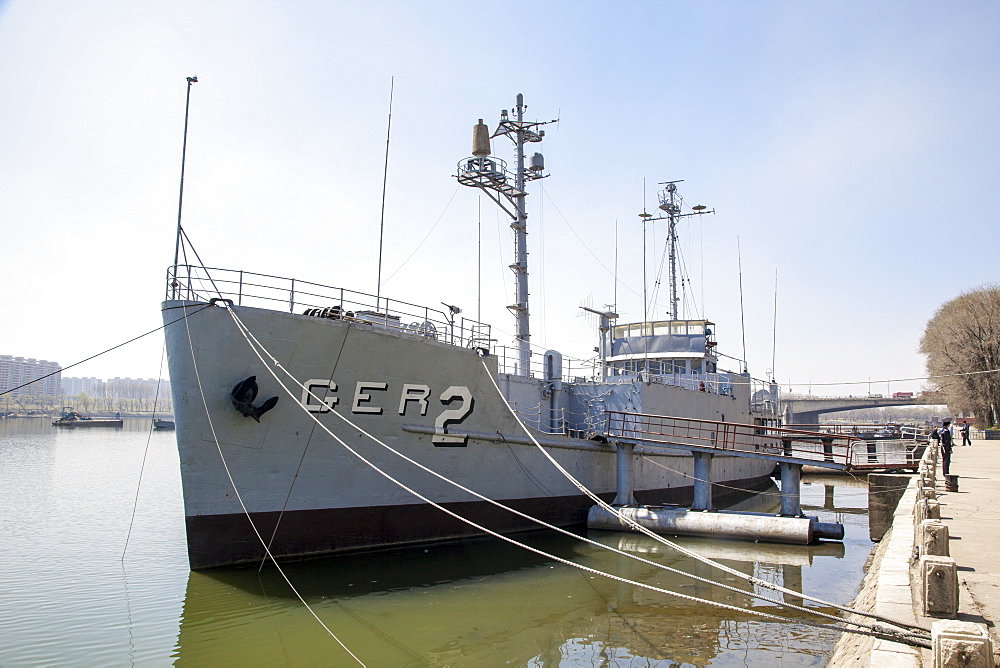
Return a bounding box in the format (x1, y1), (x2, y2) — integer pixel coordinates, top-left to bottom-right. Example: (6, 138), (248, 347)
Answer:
(782, 392), (946, 425)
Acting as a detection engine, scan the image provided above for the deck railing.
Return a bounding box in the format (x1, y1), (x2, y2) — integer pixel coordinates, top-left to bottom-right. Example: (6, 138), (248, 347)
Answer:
(166, 265), (492, 350)
(492, 345), (596, 382)
(164, 265), (786, 407)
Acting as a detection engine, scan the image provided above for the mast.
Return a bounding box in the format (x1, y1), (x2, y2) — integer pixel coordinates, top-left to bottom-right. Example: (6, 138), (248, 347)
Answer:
(171, 76), (198, 300)
(375, 77), (394, 309)
(642, 181), (714, 321)
(511, 94), (529, 374)
(456, 94), (557, 376)
(662, 182), (681, 320)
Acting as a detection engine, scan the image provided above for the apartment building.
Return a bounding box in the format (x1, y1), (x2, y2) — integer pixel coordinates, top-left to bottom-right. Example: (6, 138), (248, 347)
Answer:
(0, 355), (62, 397)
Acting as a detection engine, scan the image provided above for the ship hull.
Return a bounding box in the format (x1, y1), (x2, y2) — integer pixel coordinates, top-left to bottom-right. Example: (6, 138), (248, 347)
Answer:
(163, 300), (776, 569)
(183, 478), (772, 569)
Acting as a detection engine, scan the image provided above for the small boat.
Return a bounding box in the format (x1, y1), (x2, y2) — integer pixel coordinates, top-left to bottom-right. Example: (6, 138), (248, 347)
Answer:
(153, 418), (176, 430)
(52, 407), (123, 428)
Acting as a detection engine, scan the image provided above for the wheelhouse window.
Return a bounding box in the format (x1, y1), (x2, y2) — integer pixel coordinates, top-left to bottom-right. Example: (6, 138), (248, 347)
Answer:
(653, 321), (671, 335)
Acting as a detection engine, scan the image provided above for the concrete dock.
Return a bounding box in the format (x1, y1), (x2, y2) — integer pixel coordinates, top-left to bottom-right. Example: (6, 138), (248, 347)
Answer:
(939, 439), (1000, 660)
(830, 438), (1000, 666)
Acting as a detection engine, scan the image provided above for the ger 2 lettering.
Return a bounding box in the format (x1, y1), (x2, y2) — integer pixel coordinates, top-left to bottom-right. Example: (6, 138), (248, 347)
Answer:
(300, 379), (474, 447)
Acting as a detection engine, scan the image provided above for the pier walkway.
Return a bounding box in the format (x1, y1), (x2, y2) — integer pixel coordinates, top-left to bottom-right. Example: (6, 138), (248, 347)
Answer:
(830, 438), (1000, 666)
(938, 438), (1000, 659)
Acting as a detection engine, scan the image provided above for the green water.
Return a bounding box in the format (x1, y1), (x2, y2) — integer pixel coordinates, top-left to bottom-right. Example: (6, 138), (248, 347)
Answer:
(0, 417), (871, 666)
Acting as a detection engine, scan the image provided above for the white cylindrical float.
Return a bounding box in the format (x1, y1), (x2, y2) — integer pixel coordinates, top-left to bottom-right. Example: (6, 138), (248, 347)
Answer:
(587, 505), (840, 545)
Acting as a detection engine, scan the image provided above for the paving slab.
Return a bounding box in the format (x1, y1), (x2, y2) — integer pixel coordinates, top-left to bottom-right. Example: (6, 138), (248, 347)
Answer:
(934, 438), (1000, 665)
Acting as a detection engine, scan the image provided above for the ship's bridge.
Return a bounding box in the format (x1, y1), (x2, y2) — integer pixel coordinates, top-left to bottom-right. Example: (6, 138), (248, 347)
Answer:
(603, 318), (718, 377)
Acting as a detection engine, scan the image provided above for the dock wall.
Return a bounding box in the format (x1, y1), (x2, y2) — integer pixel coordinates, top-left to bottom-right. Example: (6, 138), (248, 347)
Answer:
(829, 475), (926, 666)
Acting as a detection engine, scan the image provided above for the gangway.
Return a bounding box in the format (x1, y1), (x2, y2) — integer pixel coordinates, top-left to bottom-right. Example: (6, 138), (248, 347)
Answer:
(785, 423), (929, 473)
(589, 412), (859, 544)
(606, 412), (856, 470)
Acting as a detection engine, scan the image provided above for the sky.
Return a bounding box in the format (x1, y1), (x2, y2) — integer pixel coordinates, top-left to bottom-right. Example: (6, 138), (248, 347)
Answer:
(1, 0), (998, 397)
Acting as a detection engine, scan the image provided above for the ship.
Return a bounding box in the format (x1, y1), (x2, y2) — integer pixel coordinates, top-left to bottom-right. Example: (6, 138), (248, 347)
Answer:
(153, 417), (175, 430)
(52, 407), (123, 428)
(162, 94), (782, 570)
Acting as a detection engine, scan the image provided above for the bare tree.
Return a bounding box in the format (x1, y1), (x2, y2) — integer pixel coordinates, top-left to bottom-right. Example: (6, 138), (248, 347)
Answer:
(920, 285), (1000, 427)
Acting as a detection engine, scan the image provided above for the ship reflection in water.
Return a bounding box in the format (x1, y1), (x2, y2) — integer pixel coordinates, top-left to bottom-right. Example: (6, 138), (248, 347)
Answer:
(173, 476), (868, 666)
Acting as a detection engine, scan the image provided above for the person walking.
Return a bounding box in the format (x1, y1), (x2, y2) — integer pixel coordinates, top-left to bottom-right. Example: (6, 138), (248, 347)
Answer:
(961, 423), (972, 446)
(940, 420), (954, 475)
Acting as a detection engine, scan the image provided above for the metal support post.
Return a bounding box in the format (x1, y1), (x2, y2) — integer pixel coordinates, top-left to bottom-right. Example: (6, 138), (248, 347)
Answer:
(613, 442), (636, 505)
(692, 452), (714, 510)
(822, 436), (834, 462)
(779, 462), (802, 516)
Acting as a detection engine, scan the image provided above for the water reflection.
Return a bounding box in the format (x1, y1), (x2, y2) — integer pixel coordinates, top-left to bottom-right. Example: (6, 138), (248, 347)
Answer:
(0, 418), (866, 666)
(175, 476), (863, 666)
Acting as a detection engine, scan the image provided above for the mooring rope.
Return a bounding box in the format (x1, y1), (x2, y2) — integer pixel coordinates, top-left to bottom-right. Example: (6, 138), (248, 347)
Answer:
(222, 308), (897, 641)
(258, 320), (355, 574)
(473, 356), (931, 642)
(0, 303), (213, 399)
(121, 343), (168, 560)
(223, 306), (930, 647)
(179, 302), (366, 666)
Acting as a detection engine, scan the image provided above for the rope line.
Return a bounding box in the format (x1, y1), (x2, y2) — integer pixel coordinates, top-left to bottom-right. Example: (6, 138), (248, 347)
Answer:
(474, 356), (931, 641)
(540, 189), (642, 301)
(785, 366), (1000, 387)
(640, 455), (787, 499)
(381, 184), (461, 286)
(0, 303), (213, 398)
(258, 321), (355, 573)
(222, 308), (907, 642)
(497, 432), (569, 502)
(222, 306), (928, 646)
(178, 302), (365, 666)
(178, 228), (223, 299)
(122, 343), (168, 560)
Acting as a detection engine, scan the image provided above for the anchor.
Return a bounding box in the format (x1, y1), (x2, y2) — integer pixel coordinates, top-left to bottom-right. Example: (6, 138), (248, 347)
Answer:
(230, 376), (279, 423)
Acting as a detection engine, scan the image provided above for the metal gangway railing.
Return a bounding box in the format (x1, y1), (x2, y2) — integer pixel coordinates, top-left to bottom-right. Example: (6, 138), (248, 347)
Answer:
(847, 439), (927, 471)
(785, 423), (930, 472)
(605, 411), (858, 469)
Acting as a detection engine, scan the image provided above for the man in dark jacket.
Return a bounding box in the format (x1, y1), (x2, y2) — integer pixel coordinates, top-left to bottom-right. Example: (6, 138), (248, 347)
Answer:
(940, 420), (954, 475)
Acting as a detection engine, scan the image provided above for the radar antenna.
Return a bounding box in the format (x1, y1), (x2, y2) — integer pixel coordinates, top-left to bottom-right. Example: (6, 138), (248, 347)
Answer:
(456, 94), (557, 377)
(639, 181), (715, 320)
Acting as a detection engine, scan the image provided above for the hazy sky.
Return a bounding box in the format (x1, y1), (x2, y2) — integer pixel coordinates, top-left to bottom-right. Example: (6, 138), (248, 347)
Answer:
(2, 0), (998, 396)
